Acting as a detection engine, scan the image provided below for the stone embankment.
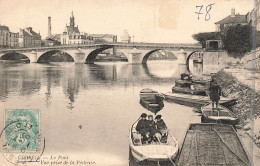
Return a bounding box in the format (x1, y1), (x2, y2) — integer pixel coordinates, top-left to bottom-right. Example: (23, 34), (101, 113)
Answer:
(214, 70), (260, 148)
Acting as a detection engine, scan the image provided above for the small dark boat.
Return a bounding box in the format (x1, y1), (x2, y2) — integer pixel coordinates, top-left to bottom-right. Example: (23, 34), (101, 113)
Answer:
(175, 78), (210, 87)
(163, 92), (237, 108)
(172, 74), (210, 96)
(174, 79), (191, 87)
(129, 118), (178, 163)
(177, 123), (251, 166)
(193, 58), (203, 63)
(193, 56), (203, 63)
(140, 89), (164, 114)
(192, 78), (210, 86)
(201, 104), (239, 127)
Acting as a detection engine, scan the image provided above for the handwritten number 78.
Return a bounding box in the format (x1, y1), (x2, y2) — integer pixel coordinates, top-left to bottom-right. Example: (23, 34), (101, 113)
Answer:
(195, 4), (215, 21)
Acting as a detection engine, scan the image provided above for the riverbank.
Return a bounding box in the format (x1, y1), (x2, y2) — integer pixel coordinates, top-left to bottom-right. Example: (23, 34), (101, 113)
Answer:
(214, 69), (260, 148)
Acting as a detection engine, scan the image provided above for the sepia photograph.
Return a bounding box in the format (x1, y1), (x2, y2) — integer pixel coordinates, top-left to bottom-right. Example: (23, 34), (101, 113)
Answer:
(0, 0), (259, 165)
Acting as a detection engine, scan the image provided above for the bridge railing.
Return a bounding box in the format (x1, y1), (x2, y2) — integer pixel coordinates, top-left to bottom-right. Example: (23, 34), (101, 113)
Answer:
(0, 42), (202, 53)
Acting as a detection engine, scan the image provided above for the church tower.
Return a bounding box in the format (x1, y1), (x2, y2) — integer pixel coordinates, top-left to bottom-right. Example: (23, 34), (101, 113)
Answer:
(70, 11), (75, 27)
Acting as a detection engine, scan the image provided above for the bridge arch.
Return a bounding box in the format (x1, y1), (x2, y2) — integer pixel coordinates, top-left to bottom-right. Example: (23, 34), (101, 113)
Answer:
(0, 52), (30, 62)
(37, 50), (74, 63)
(142, 49), (177, 64)
(186, 51), (203, 73)
(85, 45), (114, 64)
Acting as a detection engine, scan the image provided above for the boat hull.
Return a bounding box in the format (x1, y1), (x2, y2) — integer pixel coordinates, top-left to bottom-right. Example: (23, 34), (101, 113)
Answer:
(201, 104), (239, 127)
(172, 86), (207, 96)
(139, 88), (164, 114)
(163, 92), (237, 108)
(139, 99), (164, 114)
(177, 123), (251, 166)
(130, 144), (178, 162)
(129, 117), (179, 163)
(201, 116), (239, 127)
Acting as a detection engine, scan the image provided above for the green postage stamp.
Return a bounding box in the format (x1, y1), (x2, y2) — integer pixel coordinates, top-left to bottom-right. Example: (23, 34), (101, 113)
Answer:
(4, 109), (40, 152)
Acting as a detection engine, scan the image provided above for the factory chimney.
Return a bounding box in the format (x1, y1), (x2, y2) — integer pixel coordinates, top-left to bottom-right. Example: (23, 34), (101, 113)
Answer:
(48, 17), (51, 38)
(231, 8), (235, 17)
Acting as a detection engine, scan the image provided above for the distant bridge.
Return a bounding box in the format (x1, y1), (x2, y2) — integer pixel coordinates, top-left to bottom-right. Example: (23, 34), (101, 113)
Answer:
(0, 42), (203, 64)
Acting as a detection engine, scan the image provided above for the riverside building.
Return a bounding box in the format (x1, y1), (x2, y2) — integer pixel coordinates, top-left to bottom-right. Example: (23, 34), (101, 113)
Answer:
(18, 27), (41, 47)
(0, 25), (10, 48)
(61, 12), (93, 45)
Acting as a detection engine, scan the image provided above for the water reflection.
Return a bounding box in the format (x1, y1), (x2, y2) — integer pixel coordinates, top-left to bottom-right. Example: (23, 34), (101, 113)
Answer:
(0, 61), (205, 166)
(0, 63), (41, 101)
(191, 62), (203, 78)
(144, 61), (180, 79)
(0, 61), (203, 107)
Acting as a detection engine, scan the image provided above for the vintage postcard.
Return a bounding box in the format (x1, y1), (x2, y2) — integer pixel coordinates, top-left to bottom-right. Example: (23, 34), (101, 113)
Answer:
(0, 0), (259, 166)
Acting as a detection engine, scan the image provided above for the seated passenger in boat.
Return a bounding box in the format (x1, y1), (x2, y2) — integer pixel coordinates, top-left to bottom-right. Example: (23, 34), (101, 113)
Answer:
(147, 115), (159, 143)
(136, 113), (149, 144)
(155, 115), (167, 142)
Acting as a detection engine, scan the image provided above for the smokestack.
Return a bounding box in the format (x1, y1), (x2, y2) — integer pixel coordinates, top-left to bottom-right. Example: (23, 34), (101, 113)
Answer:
(231, 8), (235, 17)
(48, 17), (51, 38)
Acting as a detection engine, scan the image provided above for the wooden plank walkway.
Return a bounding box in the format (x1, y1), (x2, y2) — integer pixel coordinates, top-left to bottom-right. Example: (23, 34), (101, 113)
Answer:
(177, 124), (251, 166)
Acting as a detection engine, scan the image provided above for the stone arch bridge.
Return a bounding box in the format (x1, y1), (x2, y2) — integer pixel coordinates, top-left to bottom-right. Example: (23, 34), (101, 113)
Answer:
(0, 43), (202, 64)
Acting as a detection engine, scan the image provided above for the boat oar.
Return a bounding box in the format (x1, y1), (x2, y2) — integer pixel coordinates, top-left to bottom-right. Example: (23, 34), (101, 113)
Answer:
(131, 117), (141, 129)
(158, 92), (165, 99)
(155, 134), (177, 166)
(192, 107), (202, 113)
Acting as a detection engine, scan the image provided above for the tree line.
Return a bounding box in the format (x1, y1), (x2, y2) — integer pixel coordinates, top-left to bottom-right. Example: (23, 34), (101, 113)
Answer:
(192, 25), (260, 58)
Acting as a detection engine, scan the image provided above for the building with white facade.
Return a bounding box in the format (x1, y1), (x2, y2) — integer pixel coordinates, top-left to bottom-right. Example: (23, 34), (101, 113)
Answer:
(61, 12), (93, 45)
(120, 30), (131, 43)
(9, 32), (19, 48)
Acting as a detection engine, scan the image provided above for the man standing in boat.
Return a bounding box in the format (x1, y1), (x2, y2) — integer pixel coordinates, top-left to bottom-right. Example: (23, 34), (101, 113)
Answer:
(209, 77), (221, 109)
(136, 113), (149, 144)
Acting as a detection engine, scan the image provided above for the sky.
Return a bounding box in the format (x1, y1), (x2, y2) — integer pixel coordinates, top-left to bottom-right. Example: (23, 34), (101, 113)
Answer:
(0, 0), (256, 43)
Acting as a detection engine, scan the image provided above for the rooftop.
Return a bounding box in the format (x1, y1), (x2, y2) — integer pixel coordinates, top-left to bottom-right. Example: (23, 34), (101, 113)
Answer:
(90, 34), (116, 38)
(30, 30), (41, 40)
(20, 27), (41, 39)
(215, 14), (247, 25)
(65, 26), (80, 35)
(0, 25), (9, 31)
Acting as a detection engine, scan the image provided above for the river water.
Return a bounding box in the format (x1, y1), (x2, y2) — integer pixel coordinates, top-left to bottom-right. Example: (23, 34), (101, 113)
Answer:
(1, 60), (254, 166)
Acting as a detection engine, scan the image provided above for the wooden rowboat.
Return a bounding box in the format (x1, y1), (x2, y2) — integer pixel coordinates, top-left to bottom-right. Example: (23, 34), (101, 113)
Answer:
(177, 123), (251, 166)
(140, 89), (164, 114)
(174, 79), (191, 87)
(171, 85), (207, 96)
(129, 119), (179, 163)
(172, 78), (209, 96)
(201, 104), (239, 127)
(192, 78), (210, 86)
(163, 92), (237, 108)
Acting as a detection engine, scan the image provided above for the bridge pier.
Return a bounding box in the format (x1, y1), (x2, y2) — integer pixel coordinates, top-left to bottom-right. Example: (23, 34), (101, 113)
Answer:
(113, 47), (117, 56)
(74, 52), (86, 63)
(127, 52), (143, 64)
(178, 49), (188, 75)
(66, 49), (87, 63)
(23, 51), (38, 63)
